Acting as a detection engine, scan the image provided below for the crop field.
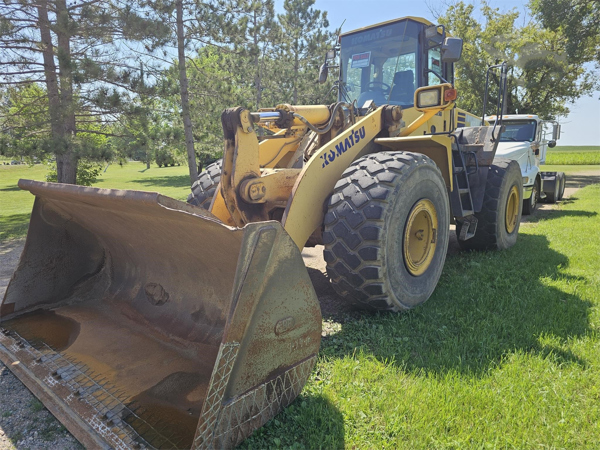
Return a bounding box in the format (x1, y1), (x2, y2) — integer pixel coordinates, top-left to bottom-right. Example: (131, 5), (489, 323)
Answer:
(545, 145), (600, 165)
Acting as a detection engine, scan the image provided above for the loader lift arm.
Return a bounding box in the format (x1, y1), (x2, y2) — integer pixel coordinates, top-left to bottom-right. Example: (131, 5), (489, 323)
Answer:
(213, 103), (437, 249)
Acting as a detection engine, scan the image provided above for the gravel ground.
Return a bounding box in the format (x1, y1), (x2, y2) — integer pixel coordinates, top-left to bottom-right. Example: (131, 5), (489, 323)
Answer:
(0, 364), (82, 450)
(1, 170), (598, 449)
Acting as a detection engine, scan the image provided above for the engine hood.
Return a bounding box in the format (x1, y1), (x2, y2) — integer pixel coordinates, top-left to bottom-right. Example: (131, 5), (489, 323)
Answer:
(495, 141), (530, 159)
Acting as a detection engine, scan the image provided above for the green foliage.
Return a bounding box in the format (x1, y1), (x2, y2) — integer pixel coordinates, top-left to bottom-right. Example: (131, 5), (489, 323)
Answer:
(154, 147), (180, 167)
(0, 0), (171, 183)
(438, 1), (598, 118)
(530, 0), (600, 65)
(0, 84), (51, 163)
(46, 160), (103, 186)
(277, 0), (336, 104)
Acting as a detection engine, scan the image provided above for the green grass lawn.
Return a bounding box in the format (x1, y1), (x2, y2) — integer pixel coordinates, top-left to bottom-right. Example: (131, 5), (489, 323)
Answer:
(2, 161), (600, 448)
(243, 184), (600, 449)
(0, 162), (190, 242)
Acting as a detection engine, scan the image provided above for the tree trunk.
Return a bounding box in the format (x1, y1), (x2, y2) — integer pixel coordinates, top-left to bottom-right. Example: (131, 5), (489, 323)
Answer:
(55, 0), (77, 184)
(176, 0), (199, 185)
(37, 0), (70, 181)
(293, 38), (299, 104)
(253, 11), (261, 110)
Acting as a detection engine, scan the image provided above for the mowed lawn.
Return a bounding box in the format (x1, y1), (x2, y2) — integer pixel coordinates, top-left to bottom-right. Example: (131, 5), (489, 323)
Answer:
(244, 184), (600, 449)
(0, 162), (191, 242)
(1, 159), (600, 448)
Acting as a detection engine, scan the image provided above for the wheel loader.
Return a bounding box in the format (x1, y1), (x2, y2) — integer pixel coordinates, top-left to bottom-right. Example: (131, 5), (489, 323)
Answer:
(0, 17), (522, 449)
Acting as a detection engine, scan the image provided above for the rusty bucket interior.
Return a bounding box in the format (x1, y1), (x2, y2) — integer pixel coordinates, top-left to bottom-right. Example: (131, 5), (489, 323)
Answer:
(0, 180), (321, 449)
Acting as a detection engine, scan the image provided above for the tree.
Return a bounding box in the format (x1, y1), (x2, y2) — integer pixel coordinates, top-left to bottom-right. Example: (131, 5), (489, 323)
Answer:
(437, 1), (598, 118)
(159, 47), (245, 168)
(0, 0), (169, 183)
(278, 0), (333, 104)
(530, 0), (600, 65)
(235, 0), (280, 110)
(176, 0), (199, 184)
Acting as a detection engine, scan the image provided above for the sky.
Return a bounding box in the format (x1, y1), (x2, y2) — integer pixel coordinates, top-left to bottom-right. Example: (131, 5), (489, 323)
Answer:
(294, 0), (600, 146)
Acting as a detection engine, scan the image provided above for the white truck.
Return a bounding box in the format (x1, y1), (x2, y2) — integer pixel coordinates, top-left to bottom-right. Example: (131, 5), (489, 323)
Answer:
(487, 114), (566, 214)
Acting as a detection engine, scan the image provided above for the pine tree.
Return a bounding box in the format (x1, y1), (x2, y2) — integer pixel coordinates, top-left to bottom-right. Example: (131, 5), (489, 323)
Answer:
(0, 0), (169, 183)
(277, 0), (332, 104)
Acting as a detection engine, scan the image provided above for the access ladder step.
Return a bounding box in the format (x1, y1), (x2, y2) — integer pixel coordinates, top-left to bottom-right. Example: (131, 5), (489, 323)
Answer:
(459, 216), (478, 241)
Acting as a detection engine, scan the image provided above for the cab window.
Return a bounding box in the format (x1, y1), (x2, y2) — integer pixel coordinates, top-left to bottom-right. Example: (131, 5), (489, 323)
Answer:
(499, 120), (538, 142)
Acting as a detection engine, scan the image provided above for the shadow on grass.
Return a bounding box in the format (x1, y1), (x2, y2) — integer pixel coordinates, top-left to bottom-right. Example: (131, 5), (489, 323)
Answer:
(0, 213), (30, 242)
(316, 231), (592, 377)
(128, 175), (190, 189)
(241, 394), (345, 449)
(564, 174), (600, 188)
(0, 185), (21, 192)
(524, 206), (597, 224)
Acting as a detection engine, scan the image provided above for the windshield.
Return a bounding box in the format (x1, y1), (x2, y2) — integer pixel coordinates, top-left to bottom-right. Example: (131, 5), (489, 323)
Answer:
(497, 120), (537, 142)
(340, 20), (421, 107)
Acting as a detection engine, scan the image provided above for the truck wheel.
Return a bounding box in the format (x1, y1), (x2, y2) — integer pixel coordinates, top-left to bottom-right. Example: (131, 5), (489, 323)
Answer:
(522, 179), (539, 215)
(457, 159), (522, 251)
(323, 152), (450, 312)
(544, 176), (560, 203)
(187, 159), (222, 209)
(557, 172), (566, 200)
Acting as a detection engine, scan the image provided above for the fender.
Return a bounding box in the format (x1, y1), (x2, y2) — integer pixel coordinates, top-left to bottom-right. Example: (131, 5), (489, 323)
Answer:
(282, 108), (384, 248)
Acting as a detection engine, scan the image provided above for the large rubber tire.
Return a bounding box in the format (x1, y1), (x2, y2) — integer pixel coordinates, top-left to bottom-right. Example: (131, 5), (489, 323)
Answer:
(557, 172), (566, 200)
(323, 152), (450, 312)
(187, 159), (222, 209)
(457, 159), (522, 251)
(544, 176), (560, 203)
(522, 178), (539, 215)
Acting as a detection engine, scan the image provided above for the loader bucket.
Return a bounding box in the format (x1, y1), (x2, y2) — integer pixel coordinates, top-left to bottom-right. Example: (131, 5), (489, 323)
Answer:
(0, 179), (321, 449)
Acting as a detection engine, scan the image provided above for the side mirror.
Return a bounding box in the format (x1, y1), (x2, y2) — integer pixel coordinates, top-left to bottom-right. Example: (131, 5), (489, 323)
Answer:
(326, 49), (336, 60)
(441, 37), (463, 63)
(318, 63), (329, 84)
(552, 124), (561, 141)
(548, 140), (557, 148)
(425, 25), (444, 45)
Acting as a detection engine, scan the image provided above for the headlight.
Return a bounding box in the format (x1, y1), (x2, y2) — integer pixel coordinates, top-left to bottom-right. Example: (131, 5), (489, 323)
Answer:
(417, 89), (440, 108)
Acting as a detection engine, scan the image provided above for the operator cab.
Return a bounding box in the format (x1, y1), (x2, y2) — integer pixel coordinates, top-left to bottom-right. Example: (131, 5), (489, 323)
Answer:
(337, 17), (459, 108)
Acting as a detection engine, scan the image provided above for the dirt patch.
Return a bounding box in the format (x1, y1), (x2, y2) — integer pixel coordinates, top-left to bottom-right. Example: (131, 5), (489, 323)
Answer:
(302, 246), (367, 326)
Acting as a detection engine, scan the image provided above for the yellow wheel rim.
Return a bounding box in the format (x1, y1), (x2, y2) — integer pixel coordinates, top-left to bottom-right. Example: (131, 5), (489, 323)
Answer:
(403, 199), (438, 276)
(505, 185), (519, 234)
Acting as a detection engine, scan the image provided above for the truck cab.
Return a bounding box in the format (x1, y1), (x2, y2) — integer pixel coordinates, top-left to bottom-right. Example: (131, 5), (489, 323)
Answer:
(487, 114), (564, 214)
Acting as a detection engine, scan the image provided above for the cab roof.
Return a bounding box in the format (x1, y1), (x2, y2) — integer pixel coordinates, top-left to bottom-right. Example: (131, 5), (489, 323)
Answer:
(339, 16), (435, 38)
(486, 114), (540, 122)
